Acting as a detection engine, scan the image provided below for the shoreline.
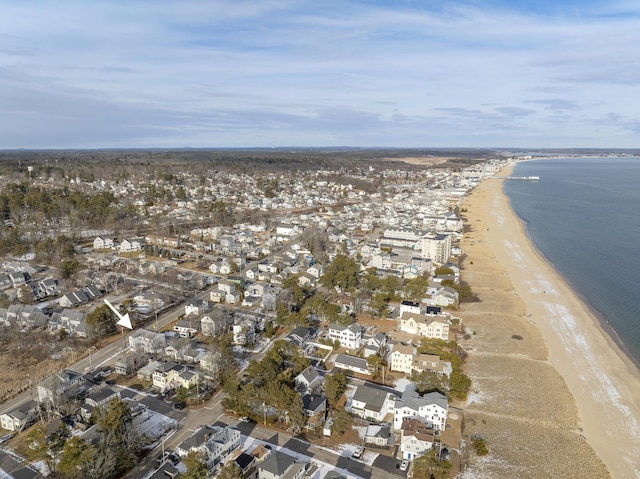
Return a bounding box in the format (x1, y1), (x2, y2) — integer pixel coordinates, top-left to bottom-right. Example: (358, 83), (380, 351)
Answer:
(458, 162), (640, 479)
(508, 158), (640, 371)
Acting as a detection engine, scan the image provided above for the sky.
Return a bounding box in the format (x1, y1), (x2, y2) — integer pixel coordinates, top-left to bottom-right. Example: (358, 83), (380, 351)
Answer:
(1, 0), (639, 149)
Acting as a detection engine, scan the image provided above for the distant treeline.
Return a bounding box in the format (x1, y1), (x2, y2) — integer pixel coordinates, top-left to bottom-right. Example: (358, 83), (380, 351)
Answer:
(0, 148), (492, 175)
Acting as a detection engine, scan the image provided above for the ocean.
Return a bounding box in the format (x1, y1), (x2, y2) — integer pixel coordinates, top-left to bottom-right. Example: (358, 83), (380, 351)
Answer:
(503, 156), (640, 369)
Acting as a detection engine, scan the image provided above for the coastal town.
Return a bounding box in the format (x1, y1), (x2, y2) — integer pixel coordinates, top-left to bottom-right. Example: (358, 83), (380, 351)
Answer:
(0, 150), (595, 479)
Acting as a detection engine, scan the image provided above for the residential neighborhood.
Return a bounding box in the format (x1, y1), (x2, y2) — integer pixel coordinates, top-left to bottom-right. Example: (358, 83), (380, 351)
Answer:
(0, 151), (508, 479)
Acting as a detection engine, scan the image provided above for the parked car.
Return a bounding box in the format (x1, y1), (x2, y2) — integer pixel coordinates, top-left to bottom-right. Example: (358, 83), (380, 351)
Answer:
(352, 446), (364, 459)
(400, 459), (410, 471)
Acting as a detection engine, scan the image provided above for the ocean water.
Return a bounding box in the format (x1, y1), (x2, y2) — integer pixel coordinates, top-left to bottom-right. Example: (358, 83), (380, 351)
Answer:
(503, 157), (640, 368)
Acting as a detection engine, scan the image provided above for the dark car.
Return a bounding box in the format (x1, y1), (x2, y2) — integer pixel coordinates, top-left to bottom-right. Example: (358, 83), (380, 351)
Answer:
(173, 402), (186, 410)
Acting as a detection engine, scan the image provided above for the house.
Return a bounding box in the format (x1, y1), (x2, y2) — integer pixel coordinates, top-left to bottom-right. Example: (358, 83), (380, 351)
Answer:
(58, 290), (89, 308)
(176, 425), (241, 468)
(364, 423), (394, 447)
(93, 236), (114, 250)
(39, 278), (58, 296)
(115, 352), (145, 376)
(120, 238), (143, 253)
(392, 389), (448, 432)
(199, 351), (223, 377)
(242, 295), (261, 308)
(37, 370), (85, 404)
(9, 272), (27, 288)
(333, 354), (370, 376)
(363, 332), (388, 358)
(152, 361), (188, 391)
(137, 360), (162, 382)
(302, 394), (327, 430)
(400, 418), (436, 460)
(306, 263), (324, 279)
(225, 290), (242, 304)
(350, 384), (398, 422)
(129, 329), (166, 356)
(0, 401), (36, 432)
(258, 450), (304, 479)
(245, 267), (259, 280)
(0, 275), (12, 290)
(275, 224), (298, 237)
(286, 326), (314, 348)
(389, 343), (414, 375)
(246, 281), (266, 298)
(262, 286), (279, 311)
(148, 462), (181, 479)
(174, 318), (200, 338)
(201, 313), (227, 337)
(328, 323), (362, 351)
(428, 287), (459, 308)
(411, 257), (432, 275)
(297, 272), (316, 288)
(295, 366), (324, 394)
(398, 311), (450, 341)
(412, 353), (452, 377)
(232, 318), (255, 345)
(81, 387), (120, 421)
(232, 451), (257, 479)
(399, 300), (422, 316)
(184, 298), (209, 317)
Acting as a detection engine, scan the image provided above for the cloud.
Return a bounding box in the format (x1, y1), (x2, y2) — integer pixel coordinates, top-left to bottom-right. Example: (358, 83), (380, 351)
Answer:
(0, 0), (638, 148)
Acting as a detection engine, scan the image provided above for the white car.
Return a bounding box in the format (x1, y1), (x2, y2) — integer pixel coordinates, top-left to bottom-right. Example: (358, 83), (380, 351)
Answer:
(400, 459), (410, 471)
(352, 446), (364, 459)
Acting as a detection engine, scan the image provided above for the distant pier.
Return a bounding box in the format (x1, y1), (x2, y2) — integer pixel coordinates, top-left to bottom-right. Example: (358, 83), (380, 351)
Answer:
(492, 175), (540, 181)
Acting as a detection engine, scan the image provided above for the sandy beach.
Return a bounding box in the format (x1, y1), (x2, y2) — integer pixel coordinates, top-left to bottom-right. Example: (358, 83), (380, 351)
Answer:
(458, 162), (640, 479)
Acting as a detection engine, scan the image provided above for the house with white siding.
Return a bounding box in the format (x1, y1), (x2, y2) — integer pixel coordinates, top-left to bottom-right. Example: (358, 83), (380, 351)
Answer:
(328, 323), (362, 351)
(392, 389), (448, 432)
(398, 311), (450, 341)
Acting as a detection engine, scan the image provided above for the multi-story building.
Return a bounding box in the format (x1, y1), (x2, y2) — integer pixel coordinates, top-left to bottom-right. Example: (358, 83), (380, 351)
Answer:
(420, 233), (452, 264)
(328, 323), (362, 351)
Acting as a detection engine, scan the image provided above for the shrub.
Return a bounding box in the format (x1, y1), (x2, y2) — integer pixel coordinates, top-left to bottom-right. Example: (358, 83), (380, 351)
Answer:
(472, 436), (489, 456)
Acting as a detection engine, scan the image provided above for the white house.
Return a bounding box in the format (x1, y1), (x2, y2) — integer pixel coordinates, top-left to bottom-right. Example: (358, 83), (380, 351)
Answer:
(350, 384), (398, 422)
(400, 418), (436, 460)
(0, 402), (36, 432)
(176, 425), (241, 468)
(328, 323), (362, 351)
(295, 366), (324, 394)
(398, 311), (450, 341)
(389, 343), (415, 375)
(93, 236), (114, 250)
(333, 354), (370, 376)
(129, 329), (166, 356)
(392, 389), (448, 432)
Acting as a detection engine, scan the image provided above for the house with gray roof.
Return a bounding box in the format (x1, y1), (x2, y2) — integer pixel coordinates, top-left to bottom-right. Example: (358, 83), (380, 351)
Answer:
(392, 388), (448, 432)
(176, 425), (241, 468)
(0, 400), (36, 432)
(364, 422), (394, 447)
(258, 450), (304, 479)
(295, 365), (324, 394)
(333, 354), (370, 376)
(350, 384), (398, 422)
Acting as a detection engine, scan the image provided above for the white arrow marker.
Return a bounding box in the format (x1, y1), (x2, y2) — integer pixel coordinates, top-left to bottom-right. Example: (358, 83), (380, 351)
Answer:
(103, 298), (133, 330)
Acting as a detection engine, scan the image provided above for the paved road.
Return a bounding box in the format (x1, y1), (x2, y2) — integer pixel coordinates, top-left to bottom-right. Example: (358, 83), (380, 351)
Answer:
(0, 450), (43, 479)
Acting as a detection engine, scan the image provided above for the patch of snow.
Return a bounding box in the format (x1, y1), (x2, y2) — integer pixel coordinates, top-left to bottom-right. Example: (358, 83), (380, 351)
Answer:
(393, 377), (413, 392)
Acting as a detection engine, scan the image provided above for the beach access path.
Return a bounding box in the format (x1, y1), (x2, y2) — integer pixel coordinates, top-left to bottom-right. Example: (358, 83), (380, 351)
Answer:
(456, 162), (640, 479)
